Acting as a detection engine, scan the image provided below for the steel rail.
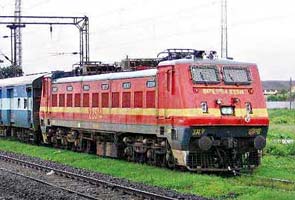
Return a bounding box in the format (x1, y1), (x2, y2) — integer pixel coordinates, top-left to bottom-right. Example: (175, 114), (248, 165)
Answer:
(236, 171), (295, 185)
(0, 154), (178, 200)
(0, 167), (100, 200)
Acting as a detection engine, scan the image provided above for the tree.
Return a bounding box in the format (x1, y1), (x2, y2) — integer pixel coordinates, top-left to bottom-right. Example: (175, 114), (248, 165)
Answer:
(0, 65), (23, 79)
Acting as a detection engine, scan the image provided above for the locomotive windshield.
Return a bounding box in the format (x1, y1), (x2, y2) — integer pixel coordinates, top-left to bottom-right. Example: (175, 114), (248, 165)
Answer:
(223, 66), (251, 85)
(190, 66), (220, 84)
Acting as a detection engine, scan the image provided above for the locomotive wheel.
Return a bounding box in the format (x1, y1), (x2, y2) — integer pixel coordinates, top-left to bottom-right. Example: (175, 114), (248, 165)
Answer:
(146, 149), (156, 165)
(124, 146), (134, 161)
(166, 150), (175, 169)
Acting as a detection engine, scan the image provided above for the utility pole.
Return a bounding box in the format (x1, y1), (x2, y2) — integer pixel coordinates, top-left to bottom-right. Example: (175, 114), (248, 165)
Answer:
(14, 0), (23, 68)
(221, 0), (228, 58)
(7, 1), (25, 67)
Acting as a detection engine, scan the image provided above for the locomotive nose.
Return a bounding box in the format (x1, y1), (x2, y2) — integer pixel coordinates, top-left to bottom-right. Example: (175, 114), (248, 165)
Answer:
(254, 135), (266, 150)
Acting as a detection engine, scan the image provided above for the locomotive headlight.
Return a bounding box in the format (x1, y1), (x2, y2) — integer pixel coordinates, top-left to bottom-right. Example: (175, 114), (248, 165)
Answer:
(221, 106), (234, 115)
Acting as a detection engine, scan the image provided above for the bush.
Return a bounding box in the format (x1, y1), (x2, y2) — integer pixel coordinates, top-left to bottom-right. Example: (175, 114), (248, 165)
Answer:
(265, 140), (295, 156)
(268, 109), (295, 125)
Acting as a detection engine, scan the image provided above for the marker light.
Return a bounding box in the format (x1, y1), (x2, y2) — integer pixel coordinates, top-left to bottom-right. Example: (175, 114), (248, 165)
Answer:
(245, 102), (253, 114)
(233, 97), (240, 104)
(216, 99), (222, 105)
(201, 102), (208, 113)
(248, 88), (254, 94)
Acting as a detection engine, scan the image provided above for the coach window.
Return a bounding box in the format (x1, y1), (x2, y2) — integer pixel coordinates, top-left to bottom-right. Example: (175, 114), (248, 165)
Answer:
(67, 86), (73, 91)
(66, 94), (73, 107)
(52, 87), (58, 92)
(30, 99), (33, 110)
(102, 93), (109, 108)
(146, 91), (156, 108)
(122, 92), (131, 108)
(101, 84), (109, 90)
(24, 99), (28, 109)
(83, 93), (90, 107)
(74, 93), (81, 107)
(17, 98), (21, 108)
(83, 85), (90, 91)
(92, 93), (99, 107)
(0, 90), (2, 109)
(146, 80), (156, 88)
(134, 91), (143, 108)
(59, 94), (65, 107)
(122, 82), (131, 89)
(112, 92), (120, 108)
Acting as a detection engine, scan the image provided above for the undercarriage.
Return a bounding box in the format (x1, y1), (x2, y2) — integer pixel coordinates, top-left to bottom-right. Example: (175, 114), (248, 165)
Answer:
(186, 136), (264, 172)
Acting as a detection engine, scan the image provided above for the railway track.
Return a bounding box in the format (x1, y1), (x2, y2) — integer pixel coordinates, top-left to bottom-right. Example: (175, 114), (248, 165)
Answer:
(0, 166), (99, 200)
(236, 172), (295, 190)
(0, 154), (180, 200)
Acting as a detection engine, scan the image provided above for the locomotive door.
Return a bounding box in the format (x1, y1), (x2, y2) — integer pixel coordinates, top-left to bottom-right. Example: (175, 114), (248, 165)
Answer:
(157, 66), (174, 132)
(7, 88), (14, 123)
(0, 89), (2, 123)
(26, 87), (32, 125)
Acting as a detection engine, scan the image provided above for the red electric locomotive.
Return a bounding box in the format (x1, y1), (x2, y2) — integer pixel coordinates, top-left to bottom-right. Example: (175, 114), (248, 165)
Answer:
(39, 49), (269, 172)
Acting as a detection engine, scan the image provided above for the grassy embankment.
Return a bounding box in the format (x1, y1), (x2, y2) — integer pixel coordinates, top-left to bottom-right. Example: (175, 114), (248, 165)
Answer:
(0, 109), (295, 199)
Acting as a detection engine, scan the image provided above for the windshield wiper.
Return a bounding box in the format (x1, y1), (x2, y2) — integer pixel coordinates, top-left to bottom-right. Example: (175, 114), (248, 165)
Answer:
(228, 73), (234, 81)
(200, 72), (206, 81)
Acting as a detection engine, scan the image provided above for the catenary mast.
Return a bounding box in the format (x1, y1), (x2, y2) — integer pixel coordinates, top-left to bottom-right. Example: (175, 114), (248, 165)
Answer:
(221, 0), (228, 58)
(14, 0), (23, 68)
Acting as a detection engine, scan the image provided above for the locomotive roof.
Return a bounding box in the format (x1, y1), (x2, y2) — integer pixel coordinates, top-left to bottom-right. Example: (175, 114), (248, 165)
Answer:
(0, 73), (47, 87)
(158, 58), (255, 66)
(53, 68), (157, 84)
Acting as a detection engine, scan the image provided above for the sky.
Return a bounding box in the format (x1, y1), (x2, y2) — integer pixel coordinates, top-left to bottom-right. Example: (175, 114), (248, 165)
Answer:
(0, 0), (294, 80)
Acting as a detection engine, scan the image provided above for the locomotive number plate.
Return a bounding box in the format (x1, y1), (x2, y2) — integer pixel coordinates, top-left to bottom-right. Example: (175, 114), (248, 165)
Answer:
(192, 128), (205, 136)
(248, 128), (262, 136)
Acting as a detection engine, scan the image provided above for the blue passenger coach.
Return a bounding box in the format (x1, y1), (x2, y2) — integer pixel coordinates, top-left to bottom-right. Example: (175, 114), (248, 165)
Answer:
(0, 73), (45, 141)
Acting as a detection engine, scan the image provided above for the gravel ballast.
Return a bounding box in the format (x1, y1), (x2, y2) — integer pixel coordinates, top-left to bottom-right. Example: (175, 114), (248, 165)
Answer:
(0, 169), (87, 200)
(0, 150), (206, 200)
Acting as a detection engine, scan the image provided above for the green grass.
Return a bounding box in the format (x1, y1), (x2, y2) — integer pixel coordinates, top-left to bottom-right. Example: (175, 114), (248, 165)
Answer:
(268, 109), (295, 125)
(268, 125), (295, 140)
(0, 109), (294, 199)
(266, 109), (295, 157)
(0, 139), (294, 199)
(265, 140), (295, 156)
